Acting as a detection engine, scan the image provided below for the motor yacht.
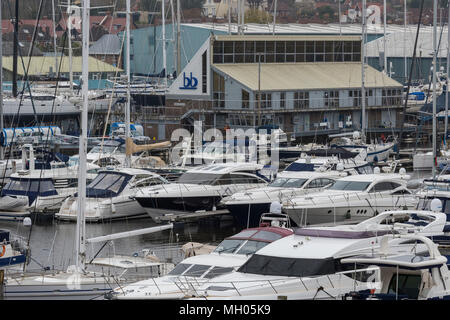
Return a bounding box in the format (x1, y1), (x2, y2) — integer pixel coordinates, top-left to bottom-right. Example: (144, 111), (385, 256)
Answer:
(188, 209), (447, 300)
(56, 168), (170, 222)
(343, 234), (450, 300)
(282, 172), (417, 226)
(0, 162), (99, 221)
(223, 170), (347, 229)
(107, 225), (293, 299)
(134, 163), (269, 223)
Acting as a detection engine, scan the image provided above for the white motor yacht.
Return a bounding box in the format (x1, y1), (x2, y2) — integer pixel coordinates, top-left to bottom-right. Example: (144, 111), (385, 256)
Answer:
(56, 168), (170, 222)
(282, 172), (417, 226)
(0, 162), (99, 220)
(223, 170), (346, 229)
(134, 163), (269, 223)
(343, 234), (450, 300)
(107, 225), (293, 299)
(188, 209), (447, 300)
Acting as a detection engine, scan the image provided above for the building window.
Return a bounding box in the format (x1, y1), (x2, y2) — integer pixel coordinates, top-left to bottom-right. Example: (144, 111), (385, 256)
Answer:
(202, 51), (207, 93)
(382, 88), (402, 106)
(324, 90), (339, 108)
(211, 39), (362, 64)
(242, 90), (249, 109)
(280, 92), (286, 108)
(349, 90), (361, 107)
(256, 92), (272, 109)
(213, 71), (225, 108)
(294, 91), (309, 109)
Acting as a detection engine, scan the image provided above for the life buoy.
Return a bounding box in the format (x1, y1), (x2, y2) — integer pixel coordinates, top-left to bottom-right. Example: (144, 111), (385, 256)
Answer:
(0, 245), (5, 257)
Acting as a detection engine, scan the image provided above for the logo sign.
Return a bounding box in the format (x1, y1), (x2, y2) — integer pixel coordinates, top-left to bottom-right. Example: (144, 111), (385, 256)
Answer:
(179, 72), (198, 90)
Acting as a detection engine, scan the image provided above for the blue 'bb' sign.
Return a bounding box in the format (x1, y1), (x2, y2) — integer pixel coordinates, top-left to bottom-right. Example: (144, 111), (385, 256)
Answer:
(179, 72), (198, 90)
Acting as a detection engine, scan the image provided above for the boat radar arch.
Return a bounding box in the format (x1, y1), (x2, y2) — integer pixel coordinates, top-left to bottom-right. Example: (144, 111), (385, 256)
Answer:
(430, 198), (443, 212)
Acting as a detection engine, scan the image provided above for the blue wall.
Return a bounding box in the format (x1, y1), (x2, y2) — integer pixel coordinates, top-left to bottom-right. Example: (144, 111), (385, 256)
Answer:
(122, 24), (227, 76)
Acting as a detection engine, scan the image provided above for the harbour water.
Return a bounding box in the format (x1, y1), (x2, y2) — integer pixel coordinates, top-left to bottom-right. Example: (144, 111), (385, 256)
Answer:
(0, 216), (238, 273)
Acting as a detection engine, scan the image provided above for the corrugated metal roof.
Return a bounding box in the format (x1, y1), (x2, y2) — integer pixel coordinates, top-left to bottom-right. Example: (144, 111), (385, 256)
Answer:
(182, 23), (430, 35)
(1, 56), (123, 75)
(212, 62), (401, 91)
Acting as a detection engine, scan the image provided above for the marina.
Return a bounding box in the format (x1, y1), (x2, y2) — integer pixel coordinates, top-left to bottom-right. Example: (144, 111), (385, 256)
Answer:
(3, 0), (450, 308)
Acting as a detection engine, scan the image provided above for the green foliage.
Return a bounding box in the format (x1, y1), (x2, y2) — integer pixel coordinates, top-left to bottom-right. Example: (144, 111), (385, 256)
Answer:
(245, 9), (272, 23)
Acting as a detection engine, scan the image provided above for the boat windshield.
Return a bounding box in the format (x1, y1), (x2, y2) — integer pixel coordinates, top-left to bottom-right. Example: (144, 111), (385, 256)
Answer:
(86, 172), (130, 197)
(177, 173), (218, 185)
(3, 179), (56, 194)
(269, 177), (308, 188)
(89, 145), (117, 154)
(328, 180), (371, 191)
(168, 263), (234, 279)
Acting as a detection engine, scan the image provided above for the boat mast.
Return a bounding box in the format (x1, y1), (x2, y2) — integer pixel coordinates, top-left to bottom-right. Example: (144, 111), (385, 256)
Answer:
(176, 0), (181, 75)
(361, 0), (367, 141)
(383, 0), (387, 74)
(272, 0), (277, 35)
(125, 0), (131, 167)
(162, 0), (167, 88)
(76, 0), (89, 273)
(445, 0), (449, 147)
(404, 0), (407, 82)
(0, 0), (3, 159)
(12, 0), (18, 98)
(432, 0), (437, 178)
(68, 0), (74, 90)
(52, 0), (58, 76)
(170, 0), (175, 78)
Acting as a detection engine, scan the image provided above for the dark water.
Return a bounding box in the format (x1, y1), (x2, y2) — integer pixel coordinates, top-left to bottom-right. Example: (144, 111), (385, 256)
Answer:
(0, 216), (239, 272)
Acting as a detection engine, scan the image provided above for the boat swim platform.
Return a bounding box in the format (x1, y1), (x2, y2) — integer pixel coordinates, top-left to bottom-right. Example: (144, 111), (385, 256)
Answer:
(158, 209), (231, 223)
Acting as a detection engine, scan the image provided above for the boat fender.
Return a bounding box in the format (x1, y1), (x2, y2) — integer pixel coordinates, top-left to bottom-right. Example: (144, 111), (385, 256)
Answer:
(0, 244), (5, 257)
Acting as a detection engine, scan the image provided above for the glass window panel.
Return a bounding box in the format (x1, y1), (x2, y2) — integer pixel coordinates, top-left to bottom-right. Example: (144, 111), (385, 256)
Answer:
(183, 264), (211, 277)
(256, 41), (265, 53)
(168, 263), (191, 275)
(295, 41), (305, 53)
(276, 54), (285, 63)
(235, 54), (244, 63)
(325, 41), (333, 53)
(224, 41), (233, 54)
(325, 53), (333, 62)
(266, 41), (275, 53)
(286, 41), (295, 53)
(235, 41), (244, 53)
(344, 54), (352, 61)
(266, 54), (275, 62)
(344, 41), (352, 52)
(305, 41), (314, 54)
(213, 54), (223, 64)
(286, 54), (295, 62)
(296, 54), (305, 62)
(276, 41), (285, 53)
(315, 54), (324, 62)
(245, 41), (255, 54)
(306, 54), (314, 62)
(315, 41), (324, 52)
(224, 54), (233, 63)
(213, 41), (223, 54)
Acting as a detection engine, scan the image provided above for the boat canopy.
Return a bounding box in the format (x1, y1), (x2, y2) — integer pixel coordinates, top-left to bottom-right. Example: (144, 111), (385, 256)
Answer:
(84, 171), (132, 198)
(1, 177), (57, 205)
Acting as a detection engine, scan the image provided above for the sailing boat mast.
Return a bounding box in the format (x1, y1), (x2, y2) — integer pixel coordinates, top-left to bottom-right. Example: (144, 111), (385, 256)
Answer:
(76, 0), (89, 272)
(272, 0), (277, 35)
(445, 0), (449, 146)
(0, 0), (3, 159)
(12, 0), (18, 97)
(162, 0), (167, 88)
(361, 0), (367, 141)
(125, 0), (131, 167)
(432, 0), (437, 178)
(383, 0), (387, 74)
(52, 0), (58, 75)
(68, 0), (74, 90)
(176, 0), (181, 75)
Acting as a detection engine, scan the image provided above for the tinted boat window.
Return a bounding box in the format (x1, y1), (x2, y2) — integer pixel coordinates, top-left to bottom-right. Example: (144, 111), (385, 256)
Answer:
(203, 267), (235, 279)
(183, 264), (211, 277)
(252, 230), (283, 241)
(238, 254), (336, 277)
(214, 239), (245, 254)
(168, 263), (191, 276)
(236, 240), (268, 255)
(329, 181), (370, 191)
